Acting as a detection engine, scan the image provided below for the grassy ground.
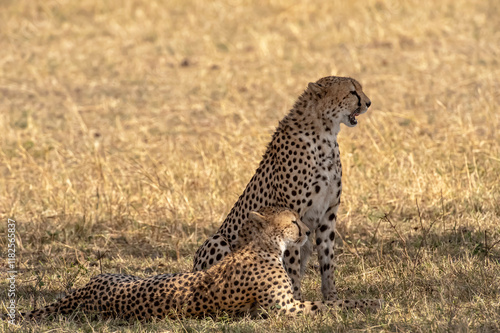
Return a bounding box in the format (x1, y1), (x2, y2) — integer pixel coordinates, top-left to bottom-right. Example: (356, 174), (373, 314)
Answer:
(1, 0), (500, 331)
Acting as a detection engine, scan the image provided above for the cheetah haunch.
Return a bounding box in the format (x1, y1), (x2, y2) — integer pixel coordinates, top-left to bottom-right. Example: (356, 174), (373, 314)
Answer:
(21, 207), (380, 322)
(193, 76), (372, 301)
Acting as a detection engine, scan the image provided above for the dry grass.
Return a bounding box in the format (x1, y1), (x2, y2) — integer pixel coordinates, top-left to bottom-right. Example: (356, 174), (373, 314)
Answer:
(1, 0), (500, 331)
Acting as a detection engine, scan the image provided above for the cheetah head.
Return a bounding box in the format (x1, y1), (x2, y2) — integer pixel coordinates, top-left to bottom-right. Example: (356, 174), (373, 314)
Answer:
(307, 76), (371, 128)
(249, 207), (310, 248)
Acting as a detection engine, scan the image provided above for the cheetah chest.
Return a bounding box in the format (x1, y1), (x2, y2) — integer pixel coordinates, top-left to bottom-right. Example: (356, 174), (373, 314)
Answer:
(302, 146), (342, 228)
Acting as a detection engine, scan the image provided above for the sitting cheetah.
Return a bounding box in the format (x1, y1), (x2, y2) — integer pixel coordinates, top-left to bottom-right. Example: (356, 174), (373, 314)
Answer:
(21, 207), (381, 322)
(193, 76), (371, 301)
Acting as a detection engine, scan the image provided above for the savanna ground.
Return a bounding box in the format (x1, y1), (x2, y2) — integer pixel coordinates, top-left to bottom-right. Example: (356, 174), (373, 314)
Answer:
(1, 0), (500, 331)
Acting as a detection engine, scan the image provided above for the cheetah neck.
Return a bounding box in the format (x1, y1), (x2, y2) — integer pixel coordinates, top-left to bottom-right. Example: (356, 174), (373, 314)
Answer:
(278, 104), (342, 143)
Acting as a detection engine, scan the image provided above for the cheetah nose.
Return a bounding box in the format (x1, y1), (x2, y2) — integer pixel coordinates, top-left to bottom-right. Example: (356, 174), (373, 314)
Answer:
(366, 101), (371, 108)
(306, 230), (311, 236)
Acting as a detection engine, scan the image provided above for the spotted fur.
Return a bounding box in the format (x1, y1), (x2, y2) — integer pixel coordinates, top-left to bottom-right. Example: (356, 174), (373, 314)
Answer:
(193, 76), (372, 301)
(20, 207), (381, 322)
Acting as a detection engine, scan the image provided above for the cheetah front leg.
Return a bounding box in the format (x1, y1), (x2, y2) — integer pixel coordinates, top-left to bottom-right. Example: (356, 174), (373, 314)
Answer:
(282, 243), (305, 300)
(276, 298), (383, 316)
(257, 285), (329, 317)
(264, 290), (382, 317)
(315, 205), (339, 301)
(283, 223), (314, 300)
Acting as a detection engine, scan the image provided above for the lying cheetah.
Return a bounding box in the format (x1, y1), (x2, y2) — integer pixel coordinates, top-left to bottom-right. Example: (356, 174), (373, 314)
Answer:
(194, 76), (371, 301)
(20, 207), (381, 322)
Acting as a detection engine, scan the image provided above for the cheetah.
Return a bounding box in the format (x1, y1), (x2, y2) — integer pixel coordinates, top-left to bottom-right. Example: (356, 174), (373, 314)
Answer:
(193, 76), (372, 301)
(19, 207), (381, 322)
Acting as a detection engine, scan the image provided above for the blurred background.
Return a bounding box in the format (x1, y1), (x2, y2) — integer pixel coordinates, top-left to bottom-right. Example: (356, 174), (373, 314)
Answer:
(1, 0), (499, 331)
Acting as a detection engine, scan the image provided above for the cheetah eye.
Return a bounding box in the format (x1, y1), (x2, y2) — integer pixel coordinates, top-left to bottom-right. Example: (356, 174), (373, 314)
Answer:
(292, 220), (298, 225)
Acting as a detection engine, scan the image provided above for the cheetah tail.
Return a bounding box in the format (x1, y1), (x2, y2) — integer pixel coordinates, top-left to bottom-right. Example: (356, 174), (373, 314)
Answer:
(22, 291), (86, 321)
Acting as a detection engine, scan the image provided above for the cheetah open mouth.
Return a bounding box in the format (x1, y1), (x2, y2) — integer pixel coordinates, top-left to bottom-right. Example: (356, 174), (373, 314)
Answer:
(348, 109), (361, 125)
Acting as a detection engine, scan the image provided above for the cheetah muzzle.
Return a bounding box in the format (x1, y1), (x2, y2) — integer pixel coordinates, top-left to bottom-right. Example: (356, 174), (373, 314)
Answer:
(347, 91), (370, 126)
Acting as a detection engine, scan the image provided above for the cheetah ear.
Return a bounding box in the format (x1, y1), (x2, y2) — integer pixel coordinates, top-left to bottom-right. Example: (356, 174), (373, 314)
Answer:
(308, 82), (324, 95)
(248, 211), (266, 227)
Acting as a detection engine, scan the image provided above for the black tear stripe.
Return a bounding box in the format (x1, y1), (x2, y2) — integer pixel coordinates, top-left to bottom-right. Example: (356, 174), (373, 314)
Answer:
(349, 91), (361, 107)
